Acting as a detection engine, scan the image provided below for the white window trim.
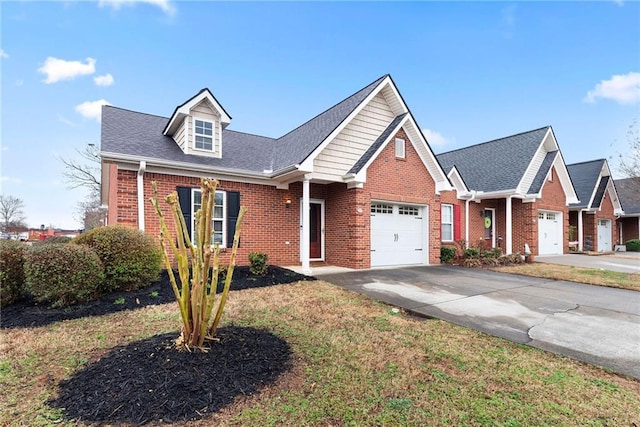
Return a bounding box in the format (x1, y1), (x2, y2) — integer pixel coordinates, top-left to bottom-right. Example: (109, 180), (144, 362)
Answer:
(395, 137), (406, 159)
(193, 118), (215, 152)
(191, 188), (227, 247)
(441, 204), (454, 242)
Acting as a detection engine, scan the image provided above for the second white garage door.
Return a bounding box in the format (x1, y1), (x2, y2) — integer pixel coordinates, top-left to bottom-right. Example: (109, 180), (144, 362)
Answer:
(370, 203), (428, 267)
(538, 210), (562, 255)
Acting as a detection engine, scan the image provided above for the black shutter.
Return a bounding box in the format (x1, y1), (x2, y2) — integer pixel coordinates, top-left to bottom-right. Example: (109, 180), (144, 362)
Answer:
(176, 187), (192, 240)
(226, 191), (240, 247)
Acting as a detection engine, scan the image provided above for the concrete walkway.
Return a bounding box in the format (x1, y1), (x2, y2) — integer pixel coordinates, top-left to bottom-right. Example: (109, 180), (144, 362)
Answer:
(316, 265), (640, 379)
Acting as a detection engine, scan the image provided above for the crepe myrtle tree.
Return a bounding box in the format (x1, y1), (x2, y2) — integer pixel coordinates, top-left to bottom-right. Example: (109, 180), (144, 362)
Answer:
(150, 178), (247, 350)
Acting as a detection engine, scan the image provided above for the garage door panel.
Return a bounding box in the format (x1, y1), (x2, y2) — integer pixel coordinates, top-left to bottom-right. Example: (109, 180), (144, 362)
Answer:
(538, 211), (562, 255)
(371, 203), (426, 267)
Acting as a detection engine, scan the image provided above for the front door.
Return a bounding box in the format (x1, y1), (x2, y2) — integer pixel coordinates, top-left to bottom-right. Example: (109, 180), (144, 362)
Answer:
(310, 202), (322, 259)
(483, 208), (496, 248)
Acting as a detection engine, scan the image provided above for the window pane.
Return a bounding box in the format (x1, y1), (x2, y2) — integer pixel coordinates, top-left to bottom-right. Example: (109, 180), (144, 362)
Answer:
(442, 224), (453, 241)
(213, 206), (223, 219)
(213, 220), (222, 232)
(441, 205), (452, 223)
(213, 233), (223, 245)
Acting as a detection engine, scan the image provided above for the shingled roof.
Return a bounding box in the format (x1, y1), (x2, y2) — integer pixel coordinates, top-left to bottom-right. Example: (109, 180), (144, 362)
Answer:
(102, 75), (388, 175)
(566, 159), (608, 209)
(436, 127), (550, 193)
(615, 177), (640, 214)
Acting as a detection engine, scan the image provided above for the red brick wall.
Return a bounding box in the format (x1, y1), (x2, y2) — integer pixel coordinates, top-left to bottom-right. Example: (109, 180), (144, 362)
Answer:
(618, 217), (639, 242)
(364, 128), (441, 265)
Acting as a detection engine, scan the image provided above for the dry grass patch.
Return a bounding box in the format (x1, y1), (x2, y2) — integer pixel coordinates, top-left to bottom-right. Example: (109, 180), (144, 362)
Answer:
(491, 262), (640, 291)
(2, 280), (639, 426)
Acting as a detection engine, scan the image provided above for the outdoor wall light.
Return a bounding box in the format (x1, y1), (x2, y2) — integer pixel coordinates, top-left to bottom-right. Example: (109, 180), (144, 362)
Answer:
(285, 198), (292, 208)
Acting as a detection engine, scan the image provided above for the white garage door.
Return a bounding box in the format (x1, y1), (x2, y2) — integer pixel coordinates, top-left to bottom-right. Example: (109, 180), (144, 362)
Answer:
(370, 203), (427, 267)
(597, 219), (612, 252)
(538, 210), (562, 255)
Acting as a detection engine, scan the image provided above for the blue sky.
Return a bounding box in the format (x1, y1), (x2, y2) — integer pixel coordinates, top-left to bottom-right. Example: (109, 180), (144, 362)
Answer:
(1, 0), (639, 230)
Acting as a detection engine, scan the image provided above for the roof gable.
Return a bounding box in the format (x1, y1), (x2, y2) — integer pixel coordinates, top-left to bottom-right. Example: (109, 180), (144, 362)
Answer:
(163, 88), (232, 136)
(273, 75), (388, 171)
(437, 127), (550, 193)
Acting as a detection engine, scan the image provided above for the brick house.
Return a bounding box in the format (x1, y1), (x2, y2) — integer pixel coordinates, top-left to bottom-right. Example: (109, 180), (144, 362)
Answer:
(436, 127), (578, 256)
(615, 177), (640, 244)
(566, 159), (623, 252)
(100, 75), (451, 272)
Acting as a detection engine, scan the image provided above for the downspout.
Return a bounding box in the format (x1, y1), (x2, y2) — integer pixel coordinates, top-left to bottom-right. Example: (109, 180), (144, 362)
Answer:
(137, 161), (146, 231)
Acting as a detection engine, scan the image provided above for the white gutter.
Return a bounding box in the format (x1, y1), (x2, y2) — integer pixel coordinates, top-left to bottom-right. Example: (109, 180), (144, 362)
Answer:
(137, 161), (146, 231)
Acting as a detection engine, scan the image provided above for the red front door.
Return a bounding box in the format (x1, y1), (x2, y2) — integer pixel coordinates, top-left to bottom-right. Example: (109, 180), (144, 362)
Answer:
(310, 202), (322, 259)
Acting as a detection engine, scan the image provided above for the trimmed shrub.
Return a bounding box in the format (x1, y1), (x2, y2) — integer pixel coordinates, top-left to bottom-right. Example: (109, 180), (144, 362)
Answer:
(248, 252), (268, 276)
(625, 239), (640, 252)
(0, 240), (27, 307)
(25, 243), (104, 307)
(32, 236), (73, 246)
(440, 246), (456, 264)
(464, 248), (479, 259)
(73, 226), (162, 293)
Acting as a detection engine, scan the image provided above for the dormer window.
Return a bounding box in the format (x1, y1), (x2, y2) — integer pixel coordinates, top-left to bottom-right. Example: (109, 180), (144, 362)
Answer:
(194, 119), (214, 151)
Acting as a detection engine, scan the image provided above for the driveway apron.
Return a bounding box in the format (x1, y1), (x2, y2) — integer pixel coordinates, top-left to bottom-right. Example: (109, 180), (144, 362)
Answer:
(317, 265), (640, 379)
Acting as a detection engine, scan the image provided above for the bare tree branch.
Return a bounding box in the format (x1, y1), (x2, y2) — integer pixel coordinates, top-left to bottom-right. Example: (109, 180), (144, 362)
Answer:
(59, 144), (101, 193)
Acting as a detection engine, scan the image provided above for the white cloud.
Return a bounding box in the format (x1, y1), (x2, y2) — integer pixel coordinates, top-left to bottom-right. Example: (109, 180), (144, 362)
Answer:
(94, 73), (114, 86)
(0, 176), (23, 184)
(58, 115), (79, 127)
(584, 72), (640, 105)
(98, 0), (175, 15)
(75, 99), (111, 122)
(38, 57), (96, 84)
(423, 128), (455, 147)
(0, 49), (8, 59)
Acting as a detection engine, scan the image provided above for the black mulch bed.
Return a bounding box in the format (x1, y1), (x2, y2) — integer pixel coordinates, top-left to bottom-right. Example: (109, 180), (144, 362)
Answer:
(1, 266), (314, 329)
(47, 326), (292, 425)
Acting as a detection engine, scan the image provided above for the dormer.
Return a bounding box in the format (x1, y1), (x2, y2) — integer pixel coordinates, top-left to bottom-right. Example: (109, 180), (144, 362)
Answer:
(163, 88), (232, 158)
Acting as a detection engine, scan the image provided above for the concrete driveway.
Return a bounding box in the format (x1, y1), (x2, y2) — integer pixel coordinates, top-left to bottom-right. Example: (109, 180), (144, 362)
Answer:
(317, 265), (640, 379)
(536, 253), (640, 274)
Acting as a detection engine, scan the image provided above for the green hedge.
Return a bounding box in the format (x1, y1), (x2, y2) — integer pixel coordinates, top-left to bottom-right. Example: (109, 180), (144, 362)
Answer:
(625, 239), (640, 252)
(73, 226), (162, 292)
(440, 246), (456, 264)
(248, 252), (269, 275)
(25, 243), (104, 308)
(0, 240), (27, 307)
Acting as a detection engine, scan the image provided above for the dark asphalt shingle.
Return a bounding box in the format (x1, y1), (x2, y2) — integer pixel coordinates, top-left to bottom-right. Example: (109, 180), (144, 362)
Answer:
(101, 75), (389, 174)
(566, 159), (607, 209)
(615, 177), (640, 214)
(436, 127), (550, 193)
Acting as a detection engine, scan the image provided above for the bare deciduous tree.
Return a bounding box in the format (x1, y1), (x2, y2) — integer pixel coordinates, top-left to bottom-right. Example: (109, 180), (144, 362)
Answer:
(0, 195), (27, 234)
(617, 119), (640, 182)
(60, 144), (106, 230)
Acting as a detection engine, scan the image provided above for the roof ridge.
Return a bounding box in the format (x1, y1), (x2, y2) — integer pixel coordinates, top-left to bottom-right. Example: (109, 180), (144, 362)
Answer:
(437, 126), (550, 156)
(276, 74), (388, 141)
(104, 104), (169, 120)
(566, 158), (607, 167)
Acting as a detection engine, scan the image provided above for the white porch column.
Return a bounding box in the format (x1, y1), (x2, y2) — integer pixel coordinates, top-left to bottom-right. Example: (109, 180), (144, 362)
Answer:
(577, 210), (584, 251)
(505, 196), (513, 255)
(137, 161), (146, 231)
(465, 198), (471, 248)
(301, 177), (311, 274)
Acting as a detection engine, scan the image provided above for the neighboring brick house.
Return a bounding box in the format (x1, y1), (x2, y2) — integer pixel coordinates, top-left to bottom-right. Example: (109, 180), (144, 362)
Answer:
(567, 159), (623, 252)
(436, 127), (578, 256)
(100, 75), (451, 272)
(615, 177), (640, 244)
